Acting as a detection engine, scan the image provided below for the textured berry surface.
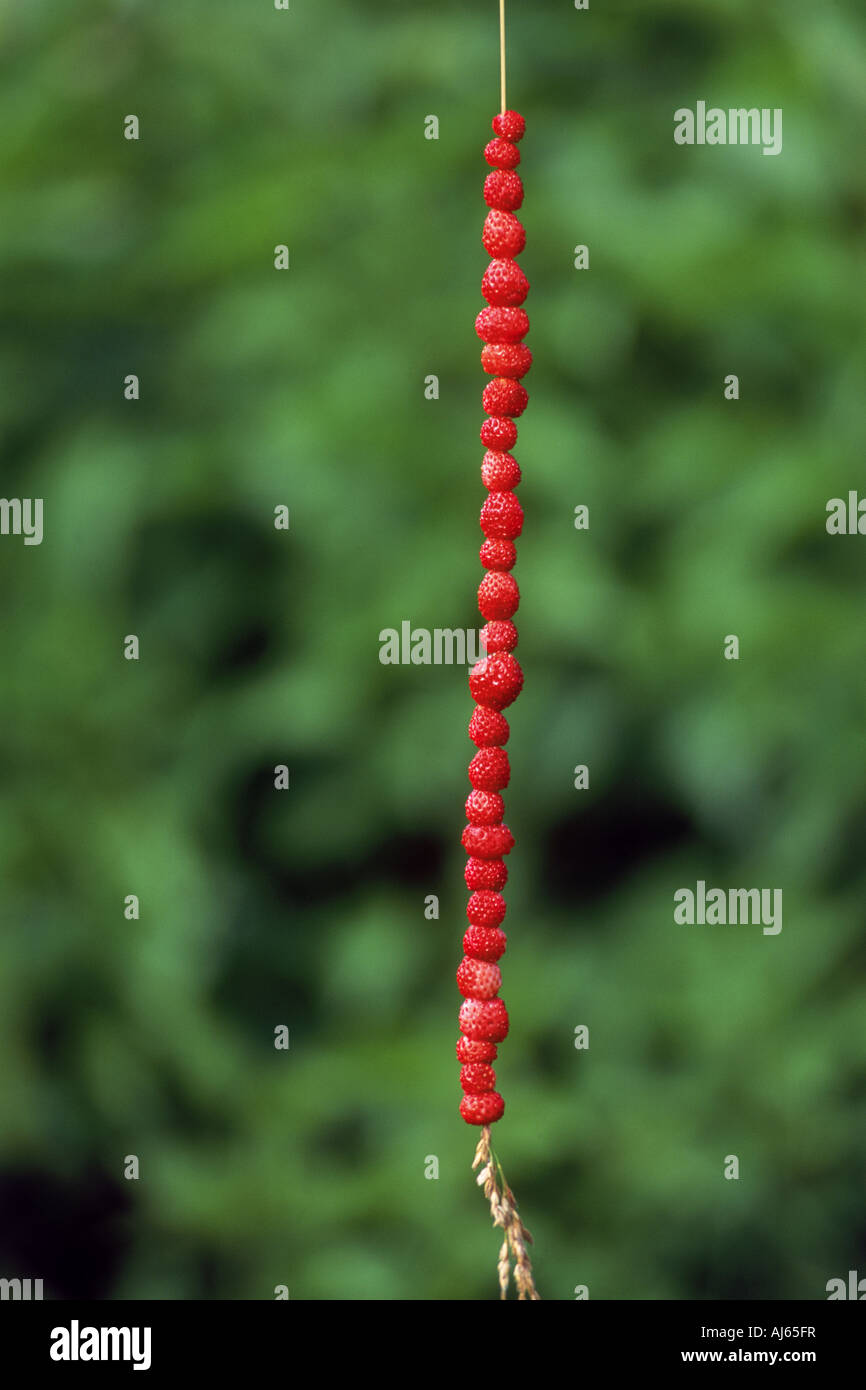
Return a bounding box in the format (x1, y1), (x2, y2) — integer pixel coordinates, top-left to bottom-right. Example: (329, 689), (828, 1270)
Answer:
(480, 538), (516, 572)
(482, 258), (529, 307)
(482, 210), (526, 259)
(456, 1036), (498, 1063)
(460, 1091), (505, 1125)
(475, 305), (529, 344)
(480, 416), (517, 451)
(481, 341), (533, 379)
(482, 377), (528, 419)
(477, 572), (520, 621)
(493, 110), (525, 141)
(469, 651), (523, 708)
(481, 452), (521, 491)
(480, 490), (524, 540)
(459, 997), (509, 1042)
(484, 137), (520, 169)
(480, 538), (516, 571)
(460, 1062), (497, 1094)
(464, 857), (508, 891)
(466, 889), (506, 926)
(481, 620), (518, 653)
(483, 169), (524, 211)
(468, 744), (510, 788)
(468, 707), (510, 748)
(457, 956), (502, 1000)
(463, 923), (507, 962)
(461, 822), (515, 858)
(465, 790), (505, 826)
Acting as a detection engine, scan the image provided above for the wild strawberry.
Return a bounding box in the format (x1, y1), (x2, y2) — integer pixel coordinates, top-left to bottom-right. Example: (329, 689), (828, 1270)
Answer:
(480, 416), (517, 450)
(478, 573), (520, 621)
(478, 578), (519, 626)
(459, 996), (509, 1042)
(461, 823), (515, 858)
(480, 491), (523, 540)
(453, 117), (534, 1132)
(484, 137), (520, 169)
(468, 745), (510, 787)
(465, 857), (508, 890)
(469, 651), (523, 708)
(465, 791), (505, 826)
(460, 1062), (497, 1093)
(463, 924), (507, 962)
(481, 620), (518, 653)
(482, 210), (525, 258)
(480, 538), (516, 571)
(481, 452), (521, 490)
(460, 1091), (505, 1124)
(481, 342), (532, 379)
(456, 1036), (498, 1063)
(466, 889), (506, 926)
(482, 258), (529, 307)
(483, 169), (523, 211)
(457, 956), (502, 999)
(468, 707), (510, 748)
(476, 305), (529, 343)
(492, 110), (525, 141)
(482, 378), (528, 418)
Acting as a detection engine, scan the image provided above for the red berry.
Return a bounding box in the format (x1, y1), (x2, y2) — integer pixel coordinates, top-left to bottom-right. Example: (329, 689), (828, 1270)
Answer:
(466, 889), (506, 927)
(483, 169), (523, 212)
(481, 452), (521, 490)
(465, 857), (508, 890)
(481, 342), (533, 379)
(482, 378), (528, 418)
(469, 708), (510, 748)
(457, 956), (502, 999)
(463, 924), (507, 962)
(461, 823), (515, 858)
(460, 1062), (497, 1094)
(457, 1035), (498, 1063)
(482, 210), (526, 259)
(480, 490), (523, 539)
(480, 417), (517, 450)
(460, 1091), (505, 1124)
(469, 651), (523, 708)
(484, 137), (520, 169)
(465, 791), (505, 826)
(481, 620), (518, 653)
(480, 538), (516, 571)
(478, 574), (520, 621)
(459, 997), (509, 1042)
(476, 306), (529, 343)
(493, 110), (525, 142)
(482, 259), (529, 307)
(468, 745), (510, 788)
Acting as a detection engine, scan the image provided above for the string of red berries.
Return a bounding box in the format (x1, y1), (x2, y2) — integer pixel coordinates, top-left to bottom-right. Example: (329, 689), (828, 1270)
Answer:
(458, 109), (529, 1127)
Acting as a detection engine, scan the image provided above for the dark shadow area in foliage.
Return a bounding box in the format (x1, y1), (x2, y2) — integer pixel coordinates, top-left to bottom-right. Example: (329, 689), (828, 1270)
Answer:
(0, 1168), (133, 1301)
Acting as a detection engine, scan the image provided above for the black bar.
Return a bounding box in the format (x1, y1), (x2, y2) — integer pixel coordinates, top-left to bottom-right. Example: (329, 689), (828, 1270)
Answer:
(0, 1299), (861, 1374)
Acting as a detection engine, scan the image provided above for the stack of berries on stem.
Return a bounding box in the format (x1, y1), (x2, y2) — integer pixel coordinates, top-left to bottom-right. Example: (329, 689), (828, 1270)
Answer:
(458, 111), (529, 1126)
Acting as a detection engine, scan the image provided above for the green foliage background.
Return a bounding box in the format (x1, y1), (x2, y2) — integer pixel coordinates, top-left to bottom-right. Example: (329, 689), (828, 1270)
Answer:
(1, 0), (865, 1300)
